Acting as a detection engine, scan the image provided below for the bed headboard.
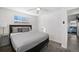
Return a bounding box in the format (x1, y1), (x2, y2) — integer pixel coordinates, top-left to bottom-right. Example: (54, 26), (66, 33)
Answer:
(9, 25), (32, 33)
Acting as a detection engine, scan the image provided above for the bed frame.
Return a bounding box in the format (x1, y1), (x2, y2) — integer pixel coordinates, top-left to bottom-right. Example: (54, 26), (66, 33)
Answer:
(9, 25), (49, 52)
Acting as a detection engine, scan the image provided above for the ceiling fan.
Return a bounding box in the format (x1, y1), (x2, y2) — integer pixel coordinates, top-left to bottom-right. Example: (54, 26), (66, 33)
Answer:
(26, 7), (48, 14)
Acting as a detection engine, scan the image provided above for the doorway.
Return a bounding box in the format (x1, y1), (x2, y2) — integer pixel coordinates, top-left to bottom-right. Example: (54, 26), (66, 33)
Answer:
(67, 8), (79, 52)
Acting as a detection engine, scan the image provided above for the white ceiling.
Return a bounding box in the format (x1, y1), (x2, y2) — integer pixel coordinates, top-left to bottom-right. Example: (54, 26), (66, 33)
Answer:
(4, 7), (78, 16)
(67, 7), (79, 16)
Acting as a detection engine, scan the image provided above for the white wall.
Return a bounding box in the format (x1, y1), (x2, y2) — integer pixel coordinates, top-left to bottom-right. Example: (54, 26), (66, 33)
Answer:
(0, 8), (38, 35)
(38, 8), (68, 48)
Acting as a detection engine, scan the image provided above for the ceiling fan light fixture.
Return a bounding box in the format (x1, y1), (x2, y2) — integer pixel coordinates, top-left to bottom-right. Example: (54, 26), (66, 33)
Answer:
(36, 8), (40, 11)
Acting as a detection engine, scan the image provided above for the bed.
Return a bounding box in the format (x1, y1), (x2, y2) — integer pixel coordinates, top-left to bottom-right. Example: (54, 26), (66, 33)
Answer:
(9, 25), (49, 52)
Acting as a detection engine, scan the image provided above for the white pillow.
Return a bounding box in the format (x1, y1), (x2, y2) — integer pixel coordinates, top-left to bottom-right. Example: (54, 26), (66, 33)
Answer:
(12, 27), (30, 33)
(12, 27), (18, 33)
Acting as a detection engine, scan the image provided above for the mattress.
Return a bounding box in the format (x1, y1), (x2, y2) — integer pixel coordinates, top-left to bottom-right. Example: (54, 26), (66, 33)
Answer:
(10, 31), (49, 52)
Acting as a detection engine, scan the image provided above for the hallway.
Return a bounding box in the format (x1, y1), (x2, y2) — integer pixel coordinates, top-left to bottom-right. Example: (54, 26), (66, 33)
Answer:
(67, 34), (79, 52)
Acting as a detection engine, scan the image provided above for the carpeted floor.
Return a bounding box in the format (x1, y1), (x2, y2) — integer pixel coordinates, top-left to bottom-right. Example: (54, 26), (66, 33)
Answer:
(0, 40), (70, 52)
